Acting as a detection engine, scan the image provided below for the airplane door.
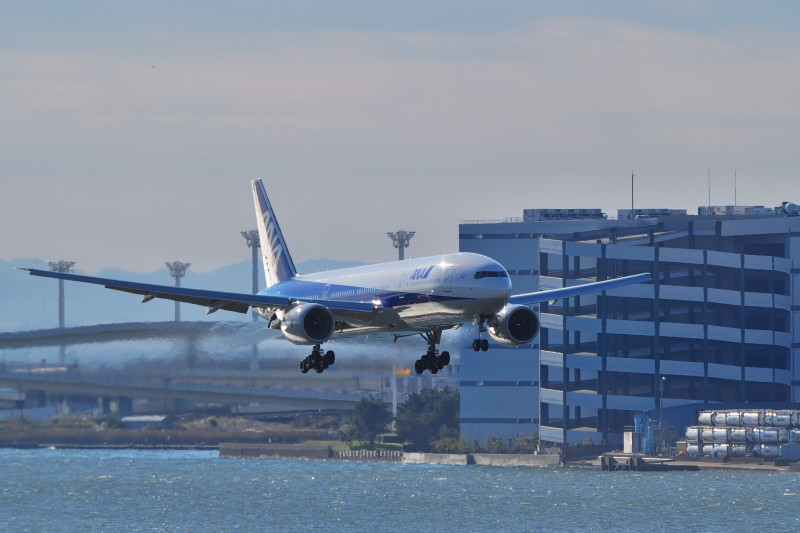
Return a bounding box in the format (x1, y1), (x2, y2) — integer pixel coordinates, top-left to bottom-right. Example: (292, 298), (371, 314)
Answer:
(442, 267), (455, 293)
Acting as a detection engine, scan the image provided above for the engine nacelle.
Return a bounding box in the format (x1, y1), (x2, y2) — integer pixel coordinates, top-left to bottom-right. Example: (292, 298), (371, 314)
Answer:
(487, 304), (540, 347)
(280, 303), (335, 345)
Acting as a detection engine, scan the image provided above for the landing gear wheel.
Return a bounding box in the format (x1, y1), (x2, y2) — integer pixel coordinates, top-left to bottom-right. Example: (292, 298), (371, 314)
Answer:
(472, 339), (481, 352)
(299, 344), (336, 374)
(481, 339), (489, 351)
(415, 328), (454, 375)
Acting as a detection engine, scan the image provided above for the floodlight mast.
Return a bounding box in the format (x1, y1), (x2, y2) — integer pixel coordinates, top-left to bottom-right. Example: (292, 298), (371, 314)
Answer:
(241, 229), (262, 372)
(48, 260), (75, 329)
(386, 230), (415, 261)
(48, 260), (75, 365)
(165, 261), (191, 322)
(240, 230), (260, 322)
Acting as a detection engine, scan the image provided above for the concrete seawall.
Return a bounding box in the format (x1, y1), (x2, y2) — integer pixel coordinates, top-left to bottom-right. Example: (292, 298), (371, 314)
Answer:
(402, 452), (562, 467)
(402, 452), (470, 465)
(471, 453), (562, 467)
(219, 443), (332, 459)
(219, 444), (563, 467)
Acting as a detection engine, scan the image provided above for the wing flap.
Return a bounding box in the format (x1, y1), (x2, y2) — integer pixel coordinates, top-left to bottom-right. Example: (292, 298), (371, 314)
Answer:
(20, 268), (289, 314)
(19, 268), (375, 315)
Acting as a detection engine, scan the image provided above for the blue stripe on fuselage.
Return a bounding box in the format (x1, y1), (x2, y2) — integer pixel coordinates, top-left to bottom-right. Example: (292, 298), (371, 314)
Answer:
(258, 278), (467, 308)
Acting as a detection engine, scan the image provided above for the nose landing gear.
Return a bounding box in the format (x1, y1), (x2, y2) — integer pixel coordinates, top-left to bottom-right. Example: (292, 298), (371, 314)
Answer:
(472, 338), (489, 352)
(472, 315), (490, 351)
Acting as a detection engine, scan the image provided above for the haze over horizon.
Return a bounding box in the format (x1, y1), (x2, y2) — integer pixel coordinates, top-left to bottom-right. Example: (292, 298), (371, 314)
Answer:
(2, 1), (799, 274)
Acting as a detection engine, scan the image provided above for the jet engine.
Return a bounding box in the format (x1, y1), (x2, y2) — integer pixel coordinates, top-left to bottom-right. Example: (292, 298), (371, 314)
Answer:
(280, 303), (336, 344)
(487, 304), (540, 347)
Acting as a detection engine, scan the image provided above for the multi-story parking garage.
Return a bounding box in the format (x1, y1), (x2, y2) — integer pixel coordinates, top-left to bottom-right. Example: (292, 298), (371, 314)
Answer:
(459, 207), (800, 446)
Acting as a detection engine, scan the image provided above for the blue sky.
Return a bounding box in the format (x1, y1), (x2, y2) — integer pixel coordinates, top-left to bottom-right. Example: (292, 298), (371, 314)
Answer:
(2, 1), (799, 273)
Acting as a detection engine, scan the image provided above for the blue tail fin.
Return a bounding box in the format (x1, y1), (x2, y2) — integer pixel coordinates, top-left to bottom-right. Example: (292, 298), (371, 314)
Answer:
(251, 179), (298, 287)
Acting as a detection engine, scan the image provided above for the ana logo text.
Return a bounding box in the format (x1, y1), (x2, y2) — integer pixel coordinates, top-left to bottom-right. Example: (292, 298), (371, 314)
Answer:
(409, 265), (436, 281)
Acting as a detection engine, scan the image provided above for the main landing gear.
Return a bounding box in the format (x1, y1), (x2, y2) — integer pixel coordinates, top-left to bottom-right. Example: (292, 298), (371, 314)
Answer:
(300, 344), (335, 374)
(414, 330), (450, 375)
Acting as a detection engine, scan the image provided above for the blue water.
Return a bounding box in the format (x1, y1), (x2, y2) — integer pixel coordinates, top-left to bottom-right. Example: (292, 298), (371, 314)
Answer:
(1, 449), (798, 532)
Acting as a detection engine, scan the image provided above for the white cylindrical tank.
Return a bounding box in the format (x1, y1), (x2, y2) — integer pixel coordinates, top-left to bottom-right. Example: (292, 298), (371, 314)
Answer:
(754, 444), (780, 458)
(729, 445), (748, 457)
(712, 411), (729, 426)
(698, 411), (714, 426)
(729, 428), (748, 443)
(710, 427), (729, 443)
(741, 411), (764, 427)
(686, 444), (702, 456)
(725, 411), (742, 427)
(766, 411), (792, 427)
(685, 427), (701, 442)
(702, 444), (728, 457)
(792, 412), (800, 428)
(752, 427), (788, 443)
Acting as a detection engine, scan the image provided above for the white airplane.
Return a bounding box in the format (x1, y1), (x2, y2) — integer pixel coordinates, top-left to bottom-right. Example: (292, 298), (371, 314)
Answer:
(20, 179), (651, 374)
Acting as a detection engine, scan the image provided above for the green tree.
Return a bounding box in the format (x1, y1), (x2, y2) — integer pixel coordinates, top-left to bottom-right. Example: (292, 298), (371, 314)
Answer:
(486, 436), (505, 453)
(395, 387), (459, 451)
(346, 397), (392, 447)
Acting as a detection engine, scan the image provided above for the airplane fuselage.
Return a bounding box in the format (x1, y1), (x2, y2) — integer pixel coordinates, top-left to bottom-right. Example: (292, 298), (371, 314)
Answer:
(257, 252), (511, 335)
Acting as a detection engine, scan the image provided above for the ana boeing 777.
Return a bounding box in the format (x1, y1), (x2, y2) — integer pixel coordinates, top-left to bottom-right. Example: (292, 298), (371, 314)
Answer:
(20, 179), (651, 374)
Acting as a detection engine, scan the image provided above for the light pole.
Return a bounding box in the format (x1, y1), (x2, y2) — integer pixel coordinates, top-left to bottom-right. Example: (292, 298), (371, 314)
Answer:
(240, 230), (260, 322)
(165, 261), (191, 322)
(387, 230), (415, 260)
(659, 376), (666, 428)
(48, 260), (75, 329)
(659, 376), (667, 454)
(241, 230), (261, 372)
(48, 260), (75, 364)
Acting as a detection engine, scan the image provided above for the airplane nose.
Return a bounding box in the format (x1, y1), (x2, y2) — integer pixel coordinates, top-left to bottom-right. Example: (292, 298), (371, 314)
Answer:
(486, 276), (512, 301)
(502, 277), (512, 297)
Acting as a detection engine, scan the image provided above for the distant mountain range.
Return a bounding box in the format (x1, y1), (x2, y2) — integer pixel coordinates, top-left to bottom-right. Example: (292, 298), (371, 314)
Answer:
(1, 258), (365, 332)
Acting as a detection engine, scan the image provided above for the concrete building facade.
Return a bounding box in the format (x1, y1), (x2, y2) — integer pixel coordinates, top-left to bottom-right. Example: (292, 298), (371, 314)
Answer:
(459, 210), (800, 446)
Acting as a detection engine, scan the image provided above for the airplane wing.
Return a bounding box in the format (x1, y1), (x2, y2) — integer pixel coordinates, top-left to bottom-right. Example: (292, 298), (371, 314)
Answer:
(18, 268), (375, 314)
(509, 272), (651, 305)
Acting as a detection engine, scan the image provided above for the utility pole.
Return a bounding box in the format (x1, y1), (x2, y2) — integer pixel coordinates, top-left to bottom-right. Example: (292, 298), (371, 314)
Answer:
(48, 260), (75, 364)
(387, 230), (415, 260)
(165, 261), (190, 322)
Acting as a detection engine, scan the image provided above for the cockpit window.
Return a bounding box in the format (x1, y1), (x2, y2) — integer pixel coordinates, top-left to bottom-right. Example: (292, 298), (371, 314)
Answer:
(474, 270), (509, 279)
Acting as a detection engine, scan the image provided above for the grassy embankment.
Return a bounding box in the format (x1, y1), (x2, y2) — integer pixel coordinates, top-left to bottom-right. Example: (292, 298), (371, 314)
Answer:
(0, 415), (403, 452)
